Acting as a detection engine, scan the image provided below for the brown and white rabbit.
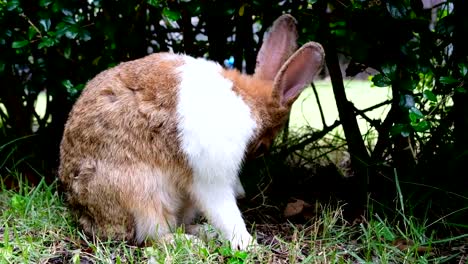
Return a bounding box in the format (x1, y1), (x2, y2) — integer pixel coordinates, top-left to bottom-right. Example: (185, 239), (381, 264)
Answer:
(58, 14), (324, 250)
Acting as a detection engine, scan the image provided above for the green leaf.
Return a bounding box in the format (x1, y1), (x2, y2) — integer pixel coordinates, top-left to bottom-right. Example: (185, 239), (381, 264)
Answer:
(92, 56), (102, 66)
(385, 2), (407, 19)
(62, 9), (74, 17)
(79, 29), (91, 41)
(390, 124), (404, 136)
(412, 121), (430, 132)
(199, 247), (209, 257)
(401, 130), (410, 137)
(409, 112), (418, 123)
(234, 250), (248, 260)
(11, 194), (26, 211)
(64, 45), (71, 59)
(455, 87), (467, 93)
(40, 19), (51, 31)
(62, 79), (73, 89)
(62, 15), (76, 25)
(423, 90), (437, 102)
(458, 63), (468, 76)
(162, 7), (181, 21)
(55, 22), (70, 37)
(439, 76), (459, 85)
(400, 94), (415, 109)
(381, 64), (397, 80)
(227, 259), (243, 264)
(147, 0), (161, 7)
(238, 4), (245, 16)
(28, 26), (37, 40)
(186, 2), (201, 15)
(75, 84), (85, 91)
(64, 25), (80, 39)
(39, 0), (53, 7)
(372, 74), (392, 87)
(12, 40), (29, 48)
(218, 245), (233, 256)
(331, 29), (346, 37)
(401, 78), (419, 91)
(409, 106), (424, 119)
(390, 123), (411, 137)
(38, 37), (55, 49)
(7, 0), (21, 11)
(47, 30), (57, 37)
(225, 8), (236, 16)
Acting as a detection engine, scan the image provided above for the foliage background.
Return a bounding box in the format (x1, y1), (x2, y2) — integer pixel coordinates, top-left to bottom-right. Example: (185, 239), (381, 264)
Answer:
(1, 0), (467, 230)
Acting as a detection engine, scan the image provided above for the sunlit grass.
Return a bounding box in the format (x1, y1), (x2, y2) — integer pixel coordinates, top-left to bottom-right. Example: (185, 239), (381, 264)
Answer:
(290, 79), (391, 136)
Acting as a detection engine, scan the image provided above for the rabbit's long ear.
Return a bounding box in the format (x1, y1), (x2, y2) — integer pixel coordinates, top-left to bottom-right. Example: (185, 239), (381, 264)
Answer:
(254, 14), (298, 81)
(272, 42), (324, 107)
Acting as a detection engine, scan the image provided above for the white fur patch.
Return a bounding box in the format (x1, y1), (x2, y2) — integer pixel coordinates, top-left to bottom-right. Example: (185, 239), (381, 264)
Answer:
(175, 55), (257, 249)
(175, 56), (257, 186)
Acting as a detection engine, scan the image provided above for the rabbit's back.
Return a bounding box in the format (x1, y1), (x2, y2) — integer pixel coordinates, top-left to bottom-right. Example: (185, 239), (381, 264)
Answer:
(59, 53), (194, 241)
(60, 53), (187, 180)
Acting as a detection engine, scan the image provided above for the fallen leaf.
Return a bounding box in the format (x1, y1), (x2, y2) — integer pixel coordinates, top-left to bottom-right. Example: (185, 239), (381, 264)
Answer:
(283, 199), (310, 218)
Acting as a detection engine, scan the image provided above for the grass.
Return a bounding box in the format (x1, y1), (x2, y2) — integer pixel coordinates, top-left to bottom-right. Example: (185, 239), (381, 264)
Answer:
(290, 79), (391, 133)
(1, 174), (466, 263)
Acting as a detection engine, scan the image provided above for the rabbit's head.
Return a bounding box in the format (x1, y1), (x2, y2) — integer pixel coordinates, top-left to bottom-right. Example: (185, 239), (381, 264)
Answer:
(230, 14), (325, 158)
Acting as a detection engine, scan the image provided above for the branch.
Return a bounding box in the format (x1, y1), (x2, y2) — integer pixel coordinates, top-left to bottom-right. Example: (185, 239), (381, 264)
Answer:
(361, 99), (392, 113)
(281, 120), (341, 154)
(351, 99), (392, 129)
(311, 82), (328, 127)
(20, 13), (42, 38)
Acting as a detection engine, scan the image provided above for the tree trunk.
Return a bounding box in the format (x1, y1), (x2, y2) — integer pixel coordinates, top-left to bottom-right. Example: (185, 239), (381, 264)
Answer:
(202, 2), (230, 65)
(180, 5), (195, 55)
(316, 2), (371, 208)
(452, 0), (468, 156)
(450, 0), (468, 195)
(234, 3), (255, 73)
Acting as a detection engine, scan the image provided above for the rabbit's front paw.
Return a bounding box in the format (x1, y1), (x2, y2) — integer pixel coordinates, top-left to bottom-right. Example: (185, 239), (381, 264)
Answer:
(230, 231), (257, 251)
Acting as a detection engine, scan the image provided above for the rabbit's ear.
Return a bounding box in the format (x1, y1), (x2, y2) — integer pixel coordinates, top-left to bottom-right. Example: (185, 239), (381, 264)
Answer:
(272, 42), (324, 107)
(254, 14), (298, 81)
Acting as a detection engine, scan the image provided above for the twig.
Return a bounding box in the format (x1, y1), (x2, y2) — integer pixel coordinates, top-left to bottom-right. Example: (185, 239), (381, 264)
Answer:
(311, 82), (327, 127)
(20, 13), (42, 38)
(283, 120), (341, 154)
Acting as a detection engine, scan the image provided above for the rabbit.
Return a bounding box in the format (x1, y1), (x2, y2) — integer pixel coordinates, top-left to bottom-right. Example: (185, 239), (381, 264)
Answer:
(58, 14), (324, 250)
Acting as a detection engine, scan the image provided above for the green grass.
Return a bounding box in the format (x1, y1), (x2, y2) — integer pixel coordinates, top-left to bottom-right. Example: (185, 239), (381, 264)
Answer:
(290, 79), (391, 136)
(1, 175), (466, 263)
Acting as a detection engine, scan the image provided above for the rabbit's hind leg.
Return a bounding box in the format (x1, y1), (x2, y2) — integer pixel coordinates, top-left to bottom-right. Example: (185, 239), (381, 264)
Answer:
(77, 205), (135, 243)
(127, 166), (184, 245)
(132, 202), (178, 245)
(65, 159), (136, 242)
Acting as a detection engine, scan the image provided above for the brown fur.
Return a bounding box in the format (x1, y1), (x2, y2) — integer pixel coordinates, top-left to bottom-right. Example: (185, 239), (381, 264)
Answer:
(59, 53), (193, 242)
(222, 69), (290, 156)
(59, 14), (324, 247)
